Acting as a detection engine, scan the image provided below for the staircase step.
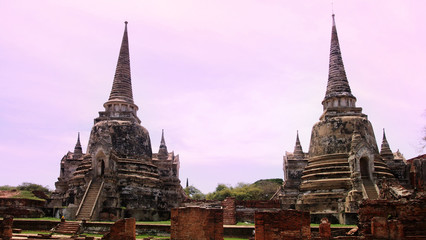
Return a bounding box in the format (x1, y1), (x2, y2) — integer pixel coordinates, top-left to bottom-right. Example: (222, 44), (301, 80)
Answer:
(75, 180), (104, 220)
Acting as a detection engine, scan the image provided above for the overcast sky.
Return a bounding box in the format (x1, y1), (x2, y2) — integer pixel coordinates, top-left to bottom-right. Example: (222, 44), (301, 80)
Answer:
(0, 1), (425, 194)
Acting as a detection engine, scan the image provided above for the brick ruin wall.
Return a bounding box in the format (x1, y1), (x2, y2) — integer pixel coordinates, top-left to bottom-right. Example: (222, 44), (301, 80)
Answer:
(254, 209), (311, 240)
(408, 154), (426, 191)
(222, 198), (281, 224)
(0, 216), (13, 240)
(102, 218), (136, 240)
(0, 198), (45, 218)
(358, 196), (426, 239)
(171, 207), (223, 240)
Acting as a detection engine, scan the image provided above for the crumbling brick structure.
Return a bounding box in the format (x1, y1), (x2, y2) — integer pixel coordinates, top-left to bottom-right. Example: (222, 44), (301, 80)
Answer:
(0, 216), (13, 240)
(358, 196), (426, 239)
(101, 218), (136, 240)
(222, 197), (236, 225)
(171, 207), (223, 240)
(254, 209), (311, 240)
(187, 198), (281, 224)
(0, 198), (45, 218)
(407, 154), (426, 191)
(319, 217), (331, 240)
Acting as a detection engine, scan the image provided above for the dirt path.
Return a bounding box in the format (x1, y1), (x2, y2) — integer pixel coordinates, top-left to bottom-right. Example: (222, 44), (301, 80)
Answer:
(0, 190), (20, 198)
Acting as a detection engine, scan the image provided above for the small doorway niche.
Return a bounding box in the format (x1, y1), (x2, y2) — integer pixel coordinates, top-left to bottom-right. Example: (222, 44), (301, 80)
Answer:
(360, 157), (370, 179)
(100, 160), (105, 176)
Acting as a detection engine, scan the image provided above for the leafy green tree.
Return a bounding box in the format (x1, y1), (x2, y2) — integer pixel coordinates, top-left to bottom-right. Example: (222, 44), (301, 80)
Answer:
(184, 185), (206, 200)
(17, 182), (50, 194)
(206, 179), (282, 201)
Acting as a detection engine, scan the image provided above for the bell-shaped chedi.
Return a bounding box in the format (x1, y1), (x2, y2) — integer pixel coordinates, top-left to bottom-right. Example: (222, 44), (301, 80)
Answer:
(51, 22), (184, 221)
(88, 21), (152, 161)
(278, 14), (397, 225)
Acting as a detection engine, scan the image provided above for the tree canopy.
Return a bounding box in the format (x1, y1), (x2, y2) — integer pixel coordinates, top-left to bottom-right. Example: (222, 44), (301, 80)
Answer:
(205, 179), (282, 201)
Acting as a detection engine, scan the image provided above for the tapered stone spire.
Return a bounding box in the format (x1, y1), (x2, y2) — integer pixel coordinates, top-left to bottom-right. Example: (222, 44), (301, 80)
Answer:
(322, 14), (357, 111)
(73, 132), (83, 159)
(109, 21), (133, 104)
(293, 131), (304, 159)
(159, 129), (168, 156)
(100, 21), (140, 123)
(380, 129), (394, 159)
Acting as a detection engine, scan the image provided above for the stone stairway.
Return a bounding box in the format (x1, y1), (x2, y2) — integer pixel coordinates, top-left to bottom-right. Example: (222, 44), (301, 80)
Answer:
(54, 221), (80, 234)
(76, 180), (103, 220)
(362, 177), (378, 200)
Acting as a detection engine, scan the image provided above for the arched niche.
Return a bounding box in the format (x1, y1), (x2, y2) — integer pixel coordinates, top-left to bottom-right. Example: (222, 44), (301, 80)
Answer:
(353, 146), (375, 181)
(360, 157), (370, 179)
(94, 151), (108, 177)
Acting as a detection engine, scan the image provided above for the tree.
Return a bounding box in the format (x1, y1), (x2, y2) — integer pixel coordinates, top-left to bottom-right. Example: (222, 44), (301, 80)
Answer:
(184, 185), (206, 200)
(206, 179), (282, 201)
(17, 182), (50, 194)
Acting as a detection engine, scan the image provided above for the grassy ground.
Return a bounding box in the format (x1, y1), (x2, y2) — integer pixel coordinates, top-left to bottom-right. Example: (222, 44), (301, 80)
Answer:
(21, 231), (247, 240)
(14, 217), (61, 221)
(135, 220), (170, 225)
(11, 190), (46, 201)
(311, 223), (357, 228)
(15, 218), (357, 228)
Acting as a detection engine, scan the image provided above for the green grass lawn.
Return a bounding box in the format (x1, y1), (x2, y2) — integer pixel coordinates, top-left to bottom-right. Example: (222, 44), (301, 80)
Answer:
(21, 231), (247, 240)
(311, 223), (357, 228)
(14, 217), (60, 221)
(236, 222), (254, 226)
(136, 220), (171, 225)
(11, 190), (46, 201)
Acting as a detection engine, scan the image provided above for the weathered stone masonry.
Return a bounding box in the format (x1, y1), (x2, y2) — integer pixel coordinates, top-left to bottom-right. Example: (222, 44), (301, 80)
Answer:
(275, 14), (409, 225)
(49, 22), (185, 221)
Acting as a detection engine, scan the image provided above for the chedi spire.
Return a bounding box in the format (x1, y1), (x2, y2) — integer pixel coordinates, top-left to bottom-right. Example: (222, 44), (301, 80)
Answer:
(322, 14), (357, 111)
(293, 131), (304, 159)
(380, 129), (394, 159)
(159, 129), (168, 156)
(109, 21), (133, 104)
(73, 132), (83, 159)
(101, 21), (140, 123)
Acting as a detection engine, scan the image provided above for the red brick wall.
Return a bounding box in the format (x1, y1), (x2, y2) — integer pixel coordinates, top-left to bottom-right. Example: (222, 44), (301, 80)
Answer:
(171, 207), (223, 240)
(254, 210), (310, 240)
(102, 218), (136, 240)
(0, 198), (45, 218)
(222, 198), (236, 225)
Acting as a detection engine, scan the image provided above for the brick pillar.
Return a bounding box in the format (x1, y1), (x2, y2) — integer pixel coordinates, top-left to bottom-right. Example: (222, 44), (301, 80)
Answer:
(222, 197), (237, 225)
(388, 219), (404, 240)
(371, 217), (389, 239)
(319, 217), (331, 240)
(101, 218), (136, 240)
(0, 216), (13, 240)
(171, 207), (224, 240)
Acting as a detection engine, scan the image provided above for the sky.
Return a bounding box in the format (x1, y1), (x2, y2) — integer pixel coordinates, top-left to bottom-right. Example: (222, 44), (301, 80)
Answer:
(0, 1), (425, 194)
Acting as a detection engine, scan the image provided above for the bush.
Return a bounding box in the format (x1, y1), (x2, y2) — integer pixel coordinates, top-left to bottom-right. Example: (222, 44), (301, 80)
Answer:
(17, 182), (51, 194)
(206, 179), (282, 201)
(184, 185), (206, 200)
